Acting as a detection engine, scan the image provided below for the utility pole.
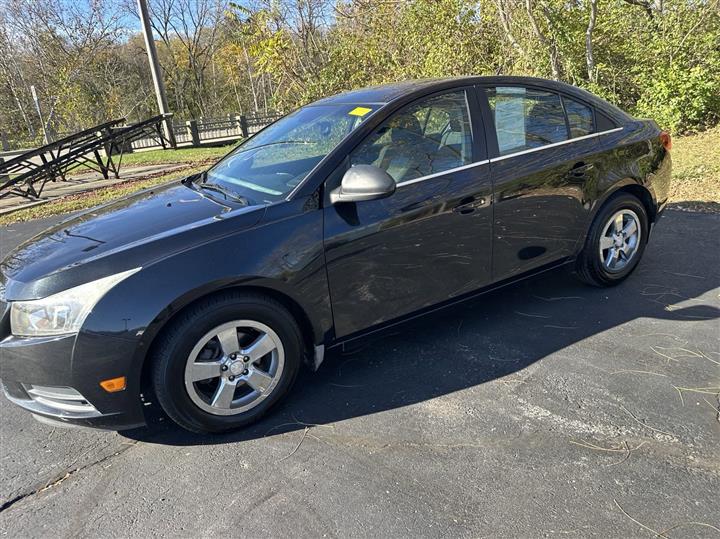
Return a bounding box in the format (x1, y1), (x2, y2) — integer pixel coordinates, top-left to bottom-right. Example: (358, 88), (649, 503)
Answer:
(30, 85), (50, 144)
(137, 0), (176, 148)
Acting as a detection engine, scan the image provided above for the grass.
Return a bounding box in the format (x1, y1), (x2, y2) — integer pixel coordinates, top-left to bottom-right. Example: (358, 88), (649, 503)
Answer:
(115, 144), (238, 167)
(0, 144), (238, 225)
(667, 126), (720, 206)
(0, 166), (203, 225)
(1, 128), (718, 226)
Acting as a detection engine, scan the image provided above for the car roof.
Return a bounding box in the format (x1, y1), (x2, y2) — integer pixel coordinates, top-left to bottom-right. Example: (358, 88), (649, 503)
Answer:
(310, 79), (448, 105)
(310, 76), (631, 121)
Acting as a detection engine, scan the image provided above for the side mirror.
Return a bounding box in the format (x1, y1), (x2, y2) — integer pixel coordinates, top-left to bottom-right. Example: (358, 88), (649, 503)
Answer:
(330, 165), (396, 204)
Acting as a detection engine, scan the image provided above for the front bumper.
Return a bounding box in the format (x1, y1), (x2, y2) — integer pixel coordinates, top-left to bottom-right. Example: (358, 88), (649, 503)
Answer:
(0, 312), (147, 430)
(2, 381), (110, 427)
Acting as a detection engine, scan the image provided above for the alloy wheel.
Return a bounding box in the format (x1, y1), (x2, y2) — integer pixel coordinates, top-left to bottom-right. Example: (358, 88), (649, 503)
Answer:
(598, 209), (642, 272)
(183, 320), (285, 416)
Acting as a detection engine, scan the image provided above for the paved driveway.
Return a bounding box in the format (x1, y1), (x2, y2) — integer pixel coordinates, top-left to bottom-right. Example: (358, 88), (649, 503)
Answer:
(1, 210), (718, 537)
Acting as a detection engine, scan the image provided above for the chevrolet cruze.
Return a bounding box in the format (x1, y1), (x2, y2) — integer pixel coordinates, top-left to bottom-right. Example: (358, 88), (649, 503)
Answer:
(0, 77), (672, 433)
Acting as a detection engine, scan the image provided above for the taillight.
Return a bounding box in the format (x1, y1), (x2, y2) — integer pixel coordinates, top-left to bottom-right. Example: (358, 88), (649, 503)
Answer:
(660, 131), (672, 151)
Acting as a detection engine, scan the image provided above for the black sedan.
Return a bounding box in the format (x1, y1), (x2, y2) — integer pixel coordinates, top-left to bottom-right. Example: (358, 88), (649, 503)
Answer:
(0, 76), (672, 433)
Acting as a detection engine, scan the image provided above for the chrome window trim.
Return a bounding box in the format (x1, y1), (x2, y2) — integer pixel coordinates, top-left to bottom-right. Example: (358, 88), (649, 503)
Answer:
(391, 127), (622, 189)
(489, 127), (624, 163)
(396, 160), (490, 188)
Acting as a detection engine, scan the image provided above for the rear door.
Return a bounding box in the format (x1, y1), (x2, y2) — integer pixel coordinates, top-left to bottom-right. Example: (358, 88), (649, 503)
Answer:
(323, 88), (493, 338)
(480, 85), (606, 279)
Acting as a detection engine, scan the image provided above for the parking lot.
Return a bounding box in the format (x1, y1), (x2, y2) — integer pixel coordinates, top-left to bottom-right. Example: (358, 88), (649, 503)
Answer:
(1, 209), (718, 537)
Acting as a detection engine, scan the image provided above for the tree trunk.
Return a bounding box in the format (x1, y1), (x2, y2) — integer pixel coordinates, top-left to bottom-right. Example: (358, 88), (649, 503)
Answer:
(495, 0), (526, 55)
(585, 0), (598, 83)
(243, 46), (259, 113)
(525, 0), (561, 80)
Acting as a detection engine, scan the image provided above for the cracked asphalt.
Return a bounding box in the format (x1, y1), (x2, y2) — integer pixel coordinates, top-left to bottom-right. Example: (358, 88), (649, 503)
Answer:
(1, 209), (718, 538)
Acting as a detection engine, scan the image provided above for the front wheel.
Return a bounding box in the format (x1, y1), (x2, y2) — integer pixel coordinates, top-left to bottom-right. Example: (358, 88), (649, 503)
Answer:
(151, 292), (303, 433)
(575, 193), (649, 287)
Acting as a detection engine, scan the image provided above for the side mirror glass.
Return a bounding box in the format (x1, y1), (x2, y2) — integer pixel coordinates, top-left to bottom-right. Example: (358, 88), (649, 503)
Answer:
(330, 165), (396, 204)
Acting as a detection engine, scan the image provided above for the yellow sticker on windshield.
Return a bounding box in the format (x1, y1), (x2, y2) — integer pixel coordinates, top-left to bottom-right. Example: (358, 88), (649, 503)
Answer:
(349, 106), (372, 117)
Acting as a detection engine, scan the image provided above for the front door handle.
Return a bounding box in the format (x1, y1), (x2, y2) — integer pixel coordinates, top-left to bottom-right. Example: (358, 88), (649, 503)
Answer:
(453, 196), (487, 214)
(569, 162), (594, 178)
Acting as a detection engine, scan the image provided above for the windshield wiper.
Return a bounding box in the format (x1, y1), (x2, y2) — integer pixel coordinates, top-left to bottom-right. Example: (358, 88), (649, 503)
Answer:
(197, 182), (250, 205)
(185, 173), (250, 205)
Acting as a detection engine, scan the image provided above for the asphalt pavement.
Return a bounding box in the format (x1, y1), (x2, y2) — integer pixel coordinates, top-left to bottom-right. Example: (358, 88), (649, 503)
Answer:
(0, 209), (718, 538)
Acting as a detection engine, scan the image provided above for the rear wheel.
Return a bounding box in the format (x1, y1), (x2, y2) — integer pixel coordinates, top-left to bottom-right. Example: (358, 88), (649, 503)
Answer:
(151, 292), (303, 433)
(575, 193), (649, 287)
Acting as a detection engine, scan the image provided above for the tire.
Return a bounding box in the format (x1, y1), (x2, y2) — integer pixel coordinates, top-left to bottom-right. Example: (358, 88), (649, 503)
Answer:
(575, 193), (649, 287)
(151, 291), (303, 433)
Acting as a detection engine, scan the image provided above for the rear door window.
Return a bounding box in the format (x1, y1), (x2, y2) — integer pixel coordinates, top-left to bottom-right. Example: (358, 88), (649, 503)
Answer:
(487, 87), (568, 155)
(563, 96), (594, 138)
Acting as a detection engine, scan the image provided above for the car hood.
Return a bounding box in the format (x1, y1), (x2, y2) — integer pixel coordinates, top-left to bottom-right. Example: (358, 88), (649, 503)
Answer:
(1, 181), (265, 300)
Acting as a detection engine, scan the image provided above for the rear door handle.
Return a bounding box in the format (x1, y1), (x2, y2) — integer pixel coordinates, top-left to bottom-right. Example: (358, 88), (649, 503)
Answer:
(569, 162), (594, 177)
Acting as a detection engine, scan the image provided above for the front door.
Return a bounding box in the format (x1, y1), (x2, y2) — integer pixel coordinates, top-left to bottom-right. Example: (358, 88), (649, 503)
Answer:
(323, 89), (493, 338)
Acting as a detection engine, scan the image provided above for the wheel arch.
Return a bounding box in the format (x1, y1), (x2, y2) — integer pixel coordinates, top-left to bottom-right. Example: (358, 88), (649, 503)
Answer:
(587, 181), (657, 233)
(136, 280), (321, 406)
(614, 184), (657, 223)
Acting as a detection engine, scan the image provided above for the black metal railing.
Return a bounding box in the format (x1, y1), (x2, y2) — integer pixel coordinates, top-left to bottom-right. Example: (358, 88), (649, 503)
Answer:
(0, 114), (173, 200)
(0, 111), (283, 201)
(132, 112), (283, 150)
(1, 112), (283, 153)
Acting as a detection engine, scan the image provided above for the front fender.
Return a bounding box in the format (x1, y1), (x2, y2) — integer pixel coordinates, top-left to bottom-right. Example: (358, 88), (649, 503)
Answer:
(76, 200), (331, 402)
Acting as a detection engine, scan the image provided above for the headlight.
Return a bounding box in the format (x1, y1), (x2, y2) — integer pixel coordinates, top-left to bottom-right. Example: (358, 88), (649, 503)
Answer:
(10, 268), (140, 337)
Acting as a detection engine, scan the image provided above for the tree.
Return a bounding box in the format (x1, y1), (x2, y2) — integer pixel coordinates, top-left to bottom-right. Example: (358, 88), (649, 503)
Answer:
(0, 0), (718, 142)
(1, 0), (124, 137)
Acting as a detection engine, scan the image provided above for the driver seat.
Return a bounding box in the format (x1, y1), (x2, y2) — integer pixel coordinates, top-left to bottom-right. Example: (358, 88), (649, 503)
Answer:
(374, 115), (432, 182)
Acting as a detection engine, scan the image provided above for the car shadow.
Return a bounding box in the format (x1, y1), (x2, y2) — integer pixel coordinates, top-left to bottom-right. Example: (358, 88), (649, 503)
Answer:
(123, 209), (720, 446)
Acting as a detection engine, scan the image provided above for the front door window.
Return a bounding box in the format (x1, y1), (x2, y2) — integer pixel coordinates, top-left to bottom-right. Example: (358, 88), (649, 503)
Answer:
(350, 91), (473, 184)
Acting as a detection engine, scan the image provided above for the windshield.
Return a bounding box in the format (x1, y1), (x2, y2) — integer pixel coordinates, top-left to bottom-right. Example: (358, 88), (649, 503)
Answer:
(204, 104), (378, 203)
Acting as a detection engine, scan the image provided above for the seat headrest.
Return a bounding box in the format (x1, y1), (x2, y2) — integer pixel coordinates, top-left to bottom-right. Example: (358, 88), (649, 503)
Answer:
(387, 114), (423, 143)
(448, 115), (462, 131)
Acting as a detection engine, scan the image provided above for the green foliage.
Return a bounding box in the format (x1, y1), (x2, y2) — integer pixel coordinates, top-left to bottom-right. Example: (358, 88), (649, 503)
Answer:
(1, 0), (719, 141)
(636, 64), (720, 132)
(627, 1), (720, 132)
(300, 0), (503, 103)
(223, 0), (720, 133)
(118, 145), (237, 167)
